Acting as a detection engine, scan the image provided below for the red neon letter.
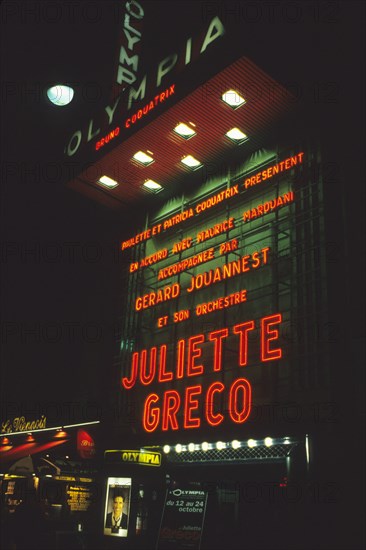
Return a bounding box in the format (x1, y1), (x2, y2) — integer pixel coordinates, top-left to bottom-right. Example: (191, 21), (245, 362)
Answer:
(184, 385), (202, 429)
(140, 348), (155, 385)
(162, 390), (180, 431)
(158, 345), (173, 382)
(122, 352), (139, 389)
(229, 378), (252, 424)
(187, 335), (204, 377)
(176, 339), (185, 379)
(205, 382), (224, 426)
(208, 328), (229, 372)
(261, 313), (282, 361)
(143, 393), (160, 432)
(233, 321), (255, 366)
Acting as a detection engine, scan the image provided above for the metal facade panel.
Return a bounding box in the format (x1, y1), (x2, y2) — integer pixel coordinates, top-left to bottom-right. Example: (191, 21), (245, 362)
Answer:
(68, 57), (293, 209)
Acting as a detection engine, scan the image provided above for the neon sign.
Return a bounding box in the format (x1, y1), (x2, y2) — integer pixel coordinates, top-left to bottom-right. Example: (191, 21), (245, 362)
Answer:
(115, 1), (145, 88)
(135, 247), (270, 310)
(130, 248), (168, 272)
(95, 127), (120, 151)
(129, 219), (236, 274)
(156, 289), (248, 327)
(243, 191), (294, 221)
(195, 289), (247, 316)
(122, 314), (283, 433)
(120, 152), (304, 435)
(125, 84), (175, 128)
(120, 149), (303, 250)
(1, 415), (46, 434)
(135, 283), (180, 311)
(243, 152), (304, 189)
(186, 246), (269, 293)
(157, 248), (215, 281)
(65, 15), (225, 157)
(196, 217), (235, 243)
(121, 185), (239, 250)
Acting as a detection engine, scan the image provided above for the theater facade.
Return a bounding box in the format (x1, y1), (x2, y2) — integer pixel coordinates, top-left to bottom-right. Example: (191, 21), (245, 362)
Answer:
(62, 3), (360, 549)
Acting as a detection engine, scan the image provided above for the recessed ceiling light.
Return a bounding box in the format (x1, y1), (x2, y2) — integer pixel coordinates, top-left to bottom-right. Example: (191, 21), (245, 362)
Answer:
(143, 179), (163, 193)
(221, 89), (246, 109)
(173, 122), (196, 139)
(47, 84), (74, 106)
(97, 175), (118, 188)
(133, 151), (154, 165)
(225, 127), (248, 142)
(181, 155), (203, 169)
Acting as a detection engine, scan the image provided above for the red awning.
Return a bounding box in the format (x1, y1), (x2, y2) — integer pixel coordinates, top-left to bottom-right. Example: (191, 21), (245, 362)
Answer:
(0, 439), (68, 466)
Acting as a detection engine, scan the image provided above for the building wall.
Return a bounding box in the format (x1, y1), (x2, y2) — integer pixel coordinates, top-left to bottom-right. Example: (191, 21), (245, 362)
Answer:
(117, 136), (331, 446)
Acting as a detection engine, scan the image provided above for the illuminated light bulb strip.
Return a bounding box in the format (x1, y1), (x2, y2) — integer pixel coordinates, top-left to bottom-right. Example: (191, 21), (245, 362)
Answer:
(162, 436), (293, 453)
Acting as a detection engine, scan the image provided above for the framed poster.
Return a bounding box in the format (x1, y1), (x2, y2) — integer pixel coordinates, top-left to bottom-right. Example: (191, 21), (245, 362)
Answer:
(157, 487), (208, 550)
(103, 477), (131, 537)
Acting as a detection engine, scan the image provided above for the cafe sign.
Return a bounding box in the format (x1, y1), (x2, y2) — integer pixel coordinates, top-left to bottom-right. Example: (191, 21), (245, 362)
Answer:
(1, 415), (47, 434)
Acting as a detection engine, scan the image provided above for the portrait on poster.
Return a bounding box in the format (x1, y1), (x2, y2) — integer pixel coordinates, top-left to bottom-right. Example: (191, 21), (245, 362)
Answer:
(104, 477), (131, 537)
